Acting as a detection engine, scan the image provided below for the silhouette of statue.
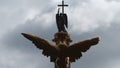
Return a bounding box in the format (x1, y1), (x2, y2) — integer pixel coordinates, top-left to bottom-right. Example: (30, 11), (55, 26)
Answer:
(56, 8), (68, 32)
(21, 32), (99, 68)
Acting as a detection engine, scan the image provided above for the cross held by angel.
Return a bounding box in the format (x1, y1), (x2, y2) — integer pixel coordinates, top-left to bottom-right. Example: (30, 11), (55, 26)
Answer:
(56, 0), (68, 32)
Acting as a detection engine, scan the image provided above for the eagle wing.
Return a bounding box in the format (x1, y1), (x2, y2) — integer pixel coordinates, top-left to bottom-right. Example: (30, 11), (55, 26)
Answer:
(66, 37), (99, 62)
(21, 33), (58, 57)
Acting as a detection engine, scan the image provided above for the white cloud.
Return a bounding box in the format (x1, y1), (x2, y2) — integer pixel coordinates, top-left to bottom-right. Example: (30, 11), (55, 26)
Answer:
(25, 9), (40, 20)
(0, 0), (55, 37)
(1, 0), (120, 36)
(67, 0), (120, 34)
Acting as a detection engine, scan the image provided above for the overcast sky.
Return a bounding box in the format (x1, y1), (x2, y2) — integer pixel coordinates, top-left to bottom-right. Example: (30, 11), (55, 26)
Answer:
(0, 0), (120, 68)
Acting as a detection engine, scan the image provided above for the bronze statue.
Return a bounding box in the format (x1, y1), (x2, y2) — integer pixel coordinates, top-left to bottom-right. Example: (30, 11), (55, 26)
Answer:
(21, 32), (99, 68)
(21, 0), (100, 68)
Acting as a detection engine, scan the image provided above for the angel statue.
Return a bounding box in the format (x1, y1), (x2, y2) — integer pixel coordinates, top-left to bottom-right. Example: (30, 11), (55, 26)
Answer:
(22, 32), (99, 68)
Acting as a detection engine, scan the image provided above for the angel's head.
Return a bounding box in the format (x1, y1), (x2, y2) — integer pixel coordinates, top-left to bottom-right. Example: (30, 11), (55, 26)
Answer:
(52, 32), (72, 45)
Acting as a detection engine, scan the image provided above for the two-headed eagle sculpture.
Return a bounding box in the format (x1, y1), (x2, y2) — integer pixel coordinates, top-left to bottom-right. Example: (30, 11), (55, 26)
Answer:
(22, 32), (99, 62)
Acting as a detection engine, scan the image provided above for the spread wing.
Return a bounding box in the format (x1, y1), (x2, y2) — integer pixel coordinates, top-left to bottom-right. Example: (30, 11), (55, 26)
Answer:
(66, 37), (99, 62)
(21, 33), (58, 57)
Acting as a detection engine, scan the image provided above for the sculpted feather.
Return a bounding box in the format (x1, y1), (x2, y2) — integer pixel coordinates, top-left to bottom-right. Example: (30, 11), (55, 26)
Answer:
(21, 33), (58, 57)
(66, 37), (99, 62)
(21, 32), (99, 62)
